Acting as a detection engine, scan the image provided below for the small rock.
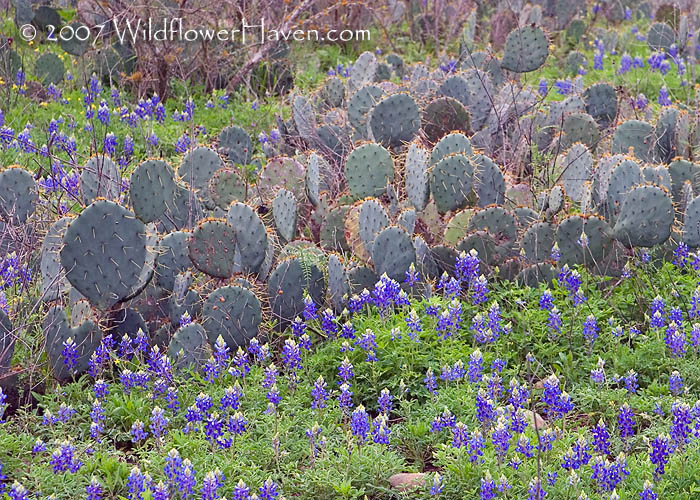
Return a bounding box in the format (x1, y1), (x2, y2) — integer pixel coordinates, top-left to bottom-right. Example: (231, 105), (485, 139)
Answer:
(524, 409), (548, 429)
(389, 472), (427, 491)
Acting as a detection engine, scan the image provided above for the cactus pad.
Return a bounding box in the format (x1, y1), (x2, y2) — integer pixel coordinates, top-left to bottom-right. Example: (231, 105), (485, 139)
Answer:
(81, 156), (121, 204)
(273, 188), (298, 243)
(188, 219), (237, 278)
(500, 26), (549, 73)
(613, 184), (673, 247)
(130, 159), (178, 223)
(429, 154), (475, 214)
(369, 93), (421, 149)
(202, 285), (261, 349)
(218, 126), (252, 166)
(0, 167), (38, 224)
(372, 226), (416, 282)
(345, 143), (394, 200)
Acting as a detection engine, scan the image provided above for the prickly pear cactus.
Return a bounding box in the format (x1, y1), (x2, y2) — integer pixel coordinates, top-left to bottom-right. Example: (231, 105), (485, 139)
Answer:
(404, 141), (430, 211)
(218, 126), (252, 166)
(682, 196), (700, 247)
(613, 184), (673, 247)
(178, 147), (224, 202)
(560, 143), (593, 204)
(130, 159), (178, 223)
(522, 221), (556, 263)
(154, 231), (191, 292)
(654, 107), (679, 164)
(305, 153), (323, 208)
(349, 51), (378, 94)
(80, 156), (121, 204)
(500, 26), (549, 73)
(429, 133), (473, 167)
(642, 165), (672, 191)
(328, 253), (350, 313)
(369, 93), (420, 149)
(647, 21), (676, 52)
(583, 83), (617, 129)
(0, 166), (38, 224)
(611, 120), (654, 162)
(34, 52), (65, 85)
(348, 265), (379, 295)
(273, 188), (298, 243)
(257, 157), (306, 203)
(321, 206), (350, 253)
(209, 169), (247, 209)
(60, 200), (148, 310)
(669, 160), (700, 205)
(345, 143), (394, 200)
(397, 209), (416, 235)
(372, 226), (416, 283)
(321, 76), (346, 108)
(268, 258), (325, 331)
(473, 154), (505, 207)
(188, 219), (237, 278)
(348, 85), (384, 138)
(168, 322), (209, 372)
(0, 310), (13, 376)
(467, 206), (518, 260)
(292, 95), (317, 141)
(561, 112), (600, 151)
(41, 217), (71, 302)
(429, 154), (475, 214)
(606, 159), (642, 223)
(359, 199), (390, 256)
(421, 97), (470, 143)
(202, 285), (261, 350)
(44, 305), (102, 381)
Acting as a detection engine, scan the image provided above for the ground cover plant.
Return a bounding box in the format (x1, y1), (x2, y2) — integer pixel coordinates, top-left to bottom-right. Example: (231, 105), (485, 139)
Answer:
(2, 0), (700, 499)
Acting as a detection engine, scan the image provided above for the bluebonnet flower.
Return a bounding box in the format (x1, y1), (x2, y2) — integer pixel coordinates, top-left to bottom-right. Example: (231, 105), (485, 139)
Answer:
(440, 60), (458, 73)
(32, 438), (47, 455)
(125, 466), (146, 500)
(509, 379), (529, 410)
(619, 53), (633, 74)
(355, 328), (378, 362)
(372, 415), (391, 445)
(320, 308), (338, 336)
(538, 428), (556, 452)
(618, 403), (635, 440)
(259, 478), (280, 500)
(94, 379), (109, 399)
(491, 417), (512, 463)
(404, 309), (422, 341)
(311, 376), (329, 410)
(61, 337), (78, 372)
(468, 349), (483, 383)
(594, 51), (604, 70)
(554, 79), (573, 95)
(451, 421), (470, 448)
(548, 307), (562, 336)
(591, 419), (611, 455)
(431, 408), (456, 433)
(623, 370), (638, 394)
(480, 471), (497, 500)
(377, 388), (393, 415)
(516, 435), (534, 458)
(582, 315), (599, 345)
(634, 93), (648, 110)
(228, 411), (247, 436)
(338, 383), (353, 413)
(49, 441), (81, 473)
(670, 401), (693, 447)
(640, 480), (657, 500)
(475, 389), (494, 425)
(103, 133), (117, 155)
(130, 420), (148, 443)
(669, 370), (684, 396)
(658, 86), (672, 106)
(97, 101), (110, 125)
(424, 368), (438, 395)
(86, 476), (103, 500)
(232, 479), (250, 499)
(8, 482), (30, 500)
(351, 405), (371, 446)
(649, 434), (672, 479)
(539, 289), (554, 310)
(338, 357), (354, 385)
(266, 384), (281, 410)
(281, 338), (302, 375)
(430, 472), (443, 496)
(471, 275), (489, 304)
(175, 132), (191, 153)
(404, 262), (419, 288)
(303, 294), (318, 320)
(527, 478), (546, 500)
(673, 242), (689, 267)
(538, 78), (548, 96)
(149, 406), (169, 438)
(200, 469), (225, 500)
(665, 322), (686, 357)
